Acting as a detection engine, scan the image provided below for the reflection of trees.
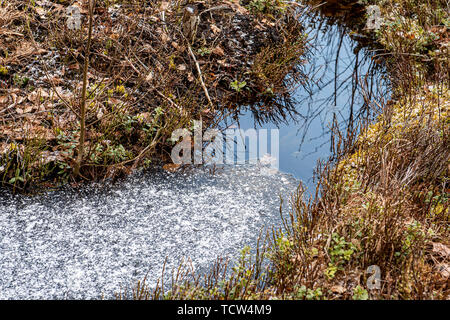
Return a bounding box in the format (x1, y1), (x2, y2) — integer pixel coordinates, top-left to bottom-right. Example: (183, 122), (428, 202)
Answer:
(294, 14), (389, 160)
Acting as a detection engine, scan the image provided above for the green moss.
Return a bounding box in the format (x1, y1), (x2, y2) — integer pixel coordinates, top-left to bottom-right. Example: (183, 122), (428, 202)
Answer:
(0, 65), (8, 76)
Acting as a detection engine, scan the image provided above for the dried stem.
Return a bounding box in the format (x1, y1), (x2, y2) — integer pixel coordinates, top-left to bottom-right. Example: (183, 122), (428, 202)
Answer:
(74, 0), (95, 176)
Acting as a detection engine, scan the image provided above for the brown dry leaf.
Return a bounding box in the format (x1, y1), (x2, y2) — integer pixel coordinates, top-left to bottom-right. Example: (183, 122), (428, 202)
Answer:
(260, 19), (276, 27)
(28, 88), (49, 104)
(34, 6), (47, 20)
(330, 285), (346, 294)
(10, 93), (17, 104)
(23, 105), (34, 114)
(177, 64), (187, 71)
(171, 41), (180, 50)
(1, 129), (13, 138)
(218, 59), (231, 67)
(47, 76), (64, 86)
(160, 1), (170, 11)
(0, 142), (10, 154)
(254, 24), (265, 31)
(351, 239), (361, 251)
(51, 87), (71, 101)
(436, 263), (450, 278)
(110, 33), (120, 40)
(211, 24), (222, 34)
(73, 2), (88, 15)
(136, 112), (152, 123)
(39, 102), (50, 112)
(225, 0), (249, 14)
(212, 46), (225, 56)
(0, 95), (9, 105)
(156, 27), (170, 43)
(32, 127), (55, 140)
(14, 41), (47, 58)
(161, 32), (170, 43)
(432, 242), (450, 259)
(109, 98), (123, 105)
(163, 163), (181, 173)
(16, 96), (25, 105)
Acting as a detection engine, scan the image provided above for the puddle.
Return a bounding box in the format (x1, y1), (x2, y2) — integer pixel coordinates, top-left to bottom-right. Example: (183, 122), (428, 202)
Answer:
(226, 17), (388, 189)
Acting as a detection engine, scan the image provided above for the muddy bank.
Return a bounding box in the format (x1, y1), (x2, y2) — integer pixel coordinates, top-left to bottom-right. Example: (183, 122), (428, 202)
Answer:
(0, 0), (307, 192)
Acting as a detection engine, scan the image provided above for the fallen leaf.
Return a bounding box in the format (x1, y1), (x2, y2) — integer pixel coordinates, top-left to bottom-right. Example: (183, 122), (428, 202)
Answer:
(145, 71), (154, 82)
(436, 263), (450, 278)
(171, 41), (180, 50)
(34, 6), (48, 19)
(0, 95), (9, 105)
(23, 105), (33, 113)
(163, 163), (181, 173)
(225, 0), (249, 14)
(47, 76), (64, 86)
(28, 88), (49, 103)
(160, 1), (170, 11)
(211, 24), (222, 34)
(212, 46), (225, 56)
(68, 63), (80, 70)
(331, 285), (346, 294)
(432, 242), (450, 258)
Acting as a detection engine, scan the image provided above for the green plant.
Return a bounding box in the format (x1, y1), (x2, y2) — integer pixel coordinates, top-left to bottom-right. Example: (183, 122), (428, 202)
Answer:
(197, 47), (212, 56)
(0, 65), (8, 76)
(247, 0), (286, 15)
(13, 74), (30, 87)
(324, 264), (338, 280)
(352, 285), (369, 300)
(329, 233), (356, 267)
(230, 80), (247, 93)
(293, 285), (323, 300)
(105, 144), (130, 163)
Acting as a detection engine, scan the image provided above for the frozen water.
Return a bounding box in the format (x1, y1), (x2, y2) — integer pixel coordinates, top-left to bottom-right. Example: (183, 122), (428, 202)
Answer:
(0, 164), (298, 299)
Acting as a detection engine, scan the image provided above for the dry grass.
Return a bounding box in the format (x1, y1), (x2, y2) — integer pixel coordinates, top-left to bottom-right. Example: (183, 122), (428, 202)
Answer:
(0, 0), (307, 192)
(123, 0), (449, 300)
(265, 0), (449, 300)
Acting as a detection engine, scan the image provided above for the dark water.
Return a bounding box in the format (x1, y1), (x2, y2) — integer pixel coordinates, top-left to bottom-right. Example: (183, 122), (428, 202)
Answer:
(225, 18), (387, 190)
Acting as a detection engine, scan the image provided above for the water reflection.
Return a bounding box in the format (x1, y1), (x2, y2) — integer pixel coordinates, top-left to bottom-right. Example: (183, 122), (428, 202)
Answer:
(222, 16), (388, 190)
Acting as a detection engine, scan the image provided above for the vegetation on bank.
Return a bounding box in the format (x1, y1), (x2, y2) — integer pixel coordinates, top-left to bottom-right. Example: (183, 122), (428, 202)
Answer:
(127, 0), (449, 300)
(0, 0), (447, 300)
(0, 0), (306, 192)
